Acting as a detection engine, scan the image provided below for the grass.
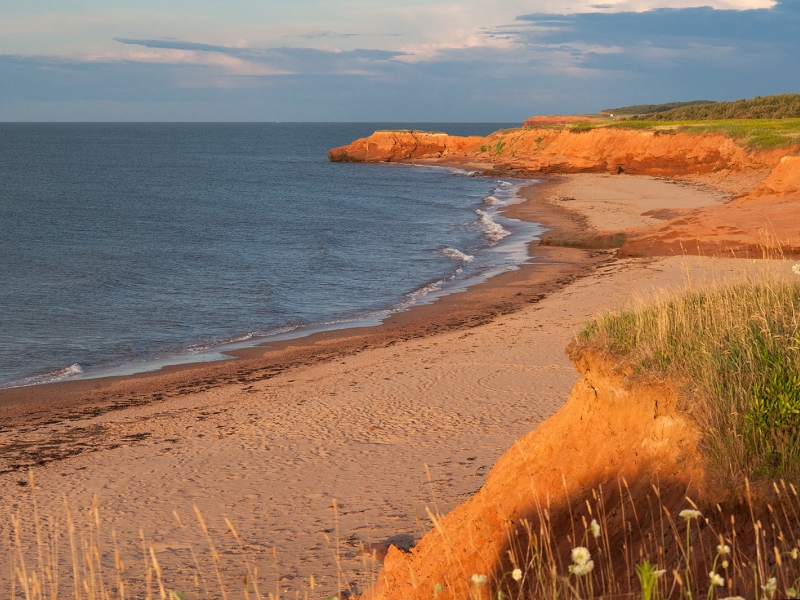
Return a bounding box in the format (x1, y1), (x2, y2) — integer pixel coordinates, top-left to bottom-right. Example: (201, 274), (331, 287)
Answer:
(8, 469), (800, 600)
(477, 476), (800, 600)
(573, 265), (800, 491)
(603, 118), (800, 149)
(516, 117), (800, 149)
(2, 472), (379, 600)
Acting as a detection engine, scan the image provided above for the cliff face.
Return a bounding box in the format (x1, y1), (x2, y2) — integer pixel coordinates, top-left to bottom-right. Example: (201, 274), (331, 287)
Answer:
(329, 127), (786, 176)
(327, 130), (484, 162)
(363, 350), (701, 600)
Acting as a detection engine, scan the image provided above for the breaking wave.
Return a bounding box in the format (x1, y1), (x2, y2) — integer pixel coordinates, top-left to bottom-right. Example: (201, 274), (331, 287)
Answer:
(5, 363), (84, 389)
(475, 209), (511, 242)
(440, 246), (475, 263)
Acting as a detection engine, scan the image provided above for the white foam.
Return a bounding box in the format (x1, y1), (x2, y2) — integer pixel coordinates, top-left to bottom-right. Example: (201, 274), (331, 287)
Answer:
(6, 363), (84, 388)
(475, 209), (510, 242)
(483, 195), (502, 205)
(440, 246), (475, 263)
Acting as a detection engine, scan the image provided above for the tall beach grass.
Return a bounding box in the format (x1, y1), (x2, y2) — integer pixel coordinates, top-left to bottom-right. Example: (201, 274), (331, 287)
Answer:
(574, 263), (800, 492)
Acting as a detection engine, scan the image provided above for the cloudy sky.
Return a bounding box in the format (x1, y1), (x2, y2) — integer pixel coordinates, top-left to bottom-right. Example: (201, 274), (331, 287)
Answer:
(1, 0), (796, 121)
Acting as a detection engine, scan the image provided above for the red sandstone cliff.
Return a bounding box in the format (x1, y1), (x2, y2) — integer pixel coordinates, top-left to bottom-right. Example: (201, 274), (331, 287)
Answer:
(328, 127), (786, 175)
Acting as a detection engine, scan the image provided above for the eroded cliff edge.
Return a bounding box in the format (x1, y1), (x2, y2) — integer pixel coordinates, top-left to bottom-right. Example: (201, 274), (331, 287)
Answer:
(362, 349), (703, 600)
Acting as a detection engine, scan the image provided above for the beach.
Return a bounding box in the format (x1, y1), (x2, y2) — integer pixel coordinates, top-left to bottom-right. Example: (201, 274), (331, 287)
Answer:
(1, 173), (741, 596)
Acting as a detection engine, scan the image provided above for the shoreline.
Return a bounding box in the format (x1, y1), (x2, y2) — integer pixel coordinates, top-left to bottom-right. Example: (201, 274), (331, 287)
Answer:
(0, 172), (738, 597)
(0, 178), (604, 432)
(0, 175), (539, 391)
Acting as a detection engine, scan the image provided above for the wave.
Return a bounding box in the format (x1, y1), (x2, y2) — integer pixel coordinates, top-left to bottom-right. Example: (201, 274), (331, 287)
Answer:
(440, 246), (475, 263)
(483, 195), (502, 205)
(475, 209), (510, 242)
(5, 363), (83, 389)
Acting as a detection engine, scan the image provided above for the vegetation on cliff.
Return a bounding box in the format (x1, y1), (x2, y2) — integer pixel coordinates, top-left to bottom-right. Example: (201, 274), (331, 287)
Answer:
(576, 266), (800, 490)
(601, 100), (716, 116)
(624, 93), (800, 121)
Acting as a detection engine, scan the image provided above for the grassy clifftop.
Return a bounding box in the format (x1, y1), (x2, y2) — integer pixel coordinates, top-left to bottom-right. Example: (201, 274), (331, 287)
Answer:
(575, 267), (800, 490)
(624, 93), (800, 121)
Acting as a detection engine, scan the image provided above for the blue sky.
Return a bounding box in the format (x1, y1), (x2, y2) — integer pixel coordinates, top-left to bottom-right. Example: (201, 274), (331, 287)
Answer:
(0, 0), (796, 121)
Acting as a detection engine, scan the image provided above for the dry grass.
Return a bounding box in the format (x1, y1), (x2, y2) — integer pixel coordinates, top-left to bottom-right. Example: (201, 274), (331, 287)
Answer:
(476, 476), (800, 600)
(1, 471), (381, 600)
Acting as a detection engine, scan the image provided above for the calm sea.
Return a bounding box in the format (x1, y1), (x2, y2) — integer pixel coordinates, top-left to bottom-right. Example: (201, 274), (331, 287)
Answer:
(0, 123), (541, 388)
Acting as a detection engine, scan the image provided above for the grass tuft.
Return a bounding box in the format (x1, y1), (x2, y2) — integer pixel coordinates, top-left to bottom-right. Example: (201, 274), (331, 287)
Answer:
(574, 265), (800, 490)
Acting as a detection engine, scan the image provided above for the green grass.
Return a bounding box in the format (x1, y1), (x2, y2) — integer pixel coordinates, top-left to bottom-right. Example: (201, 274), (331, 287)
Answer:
(574, 268), (800, 490)
(600, 118), (800, 148)
(601, 100), (717, 116)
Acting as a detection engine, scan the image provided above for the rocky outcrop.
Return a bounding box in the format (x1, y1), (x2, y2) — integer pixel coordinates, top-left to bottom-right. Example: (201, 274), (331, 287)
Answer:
(362, 350), (701, 600)
(327, 130), (483, 162)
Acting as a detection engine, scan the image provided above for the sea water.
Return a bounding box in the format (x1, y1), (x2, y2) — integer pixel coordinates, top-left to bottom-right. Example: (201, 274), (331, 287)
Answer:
(0, 123), (542, 388)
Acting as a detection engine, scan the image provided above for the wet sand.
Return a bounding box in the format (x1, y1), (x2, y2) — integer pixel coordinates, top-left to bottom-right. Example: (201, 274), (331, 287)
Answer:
(0, 173), (731, 597)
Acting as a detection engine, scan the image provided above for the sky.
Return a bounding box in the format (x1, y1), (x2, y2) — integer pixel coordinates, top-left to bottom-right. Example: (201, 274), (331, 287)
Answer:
(0, 0), (797, 122)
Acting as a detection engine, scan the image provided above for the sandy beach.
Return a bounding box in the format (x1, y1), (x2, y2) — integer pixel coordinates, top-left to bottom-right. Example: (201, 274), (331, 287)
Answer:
(1, 173), (745, 597)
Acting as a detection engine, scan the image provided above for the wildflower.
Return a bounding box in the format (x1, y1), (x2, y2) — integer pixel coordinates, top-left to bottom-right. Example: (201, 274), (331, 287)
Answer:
(471, 574), (487, 586)
(434, 583), (444, 594)
(679, 509), (702, 520)
(571, 546), (591, 566)
(512, 568), (522, 582)
(793, 264), (800, 276)
(792, 548), (799, 560)
(717, 544), (731, 555)
(569, 560), (594, 576)
(710, 572), (725, 587)
(762, 576), (777, 597)
(653, 569), (667, 577)
(590, 518), (601, 539)
(722, 560), (729, 569)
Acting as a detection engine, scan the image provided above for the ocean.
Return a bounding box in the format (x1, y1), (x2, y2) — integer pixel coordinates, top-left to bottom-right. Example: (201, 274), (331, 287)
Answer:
(0, 123), (542, 388)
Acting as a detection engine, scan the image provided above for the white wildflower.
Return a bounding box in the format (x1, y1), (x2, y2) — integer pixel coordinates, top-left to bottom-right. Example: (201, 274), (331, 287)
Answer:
(653, 569), (667, 577)
(722, 560), (729, 569)
(792, 264), (800, 276)
(571, 546), (591, 566)
(762, 576), (778, 597)
(717, 544), (731, 555)
(792, 548), (799, 560)
(512, 568), (522, 582)
(679, 509), (702, 520)
(710, 572), (725, 587)
(569, 560), (594, 576)
(471, 574), (487, 586)
(590, 518), (601, 539)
